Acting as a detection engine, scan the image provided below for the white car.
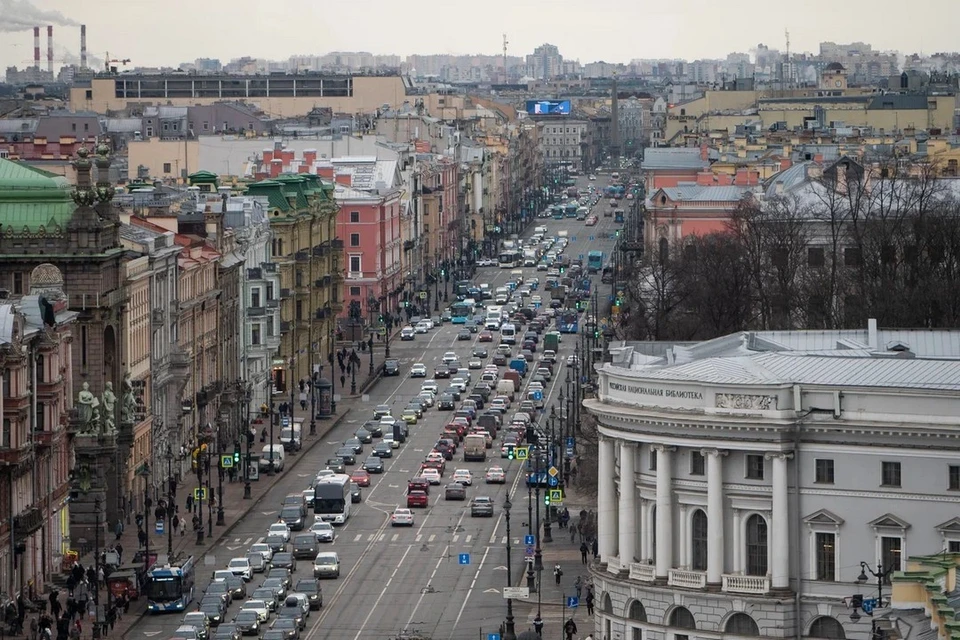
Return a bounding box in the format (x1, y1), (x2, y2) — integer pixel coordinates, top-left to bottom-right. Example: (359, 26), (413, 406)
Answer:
(240, 600), (270, 623)
(268, 523), (291, 543)
(227, 557), (253, 582)
(419, 468), (442, 485)
(485, 467), (506, 484)
(566, 354), (579, 366)
(415, 322), (430, 334)
(449, 378), (467, 393)
(249, 543), (273, 563)
(410, 363), (427, 378)
(310, 521), (335, 543)
(452, 469), (473, 486)
(417, 392), (435, 408)
(421, 380), (439, 394)
(391, 508), (415, 526)
(442, 351), (458, 364)
(468, 359), (483, 370)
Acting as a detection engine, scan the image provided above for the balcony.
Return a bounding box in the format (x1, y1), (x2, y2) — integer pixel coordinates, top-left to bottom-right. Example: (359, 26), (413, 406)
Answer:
(280, 321), (292, 333)
(247, 267), (263, 280)
(247, 307), (266, 317)
(313, 246), (326, 258)
(262, 262), (278, 273)
(13, 505), (44, 537)
(628, 563), (656, 583)
(280, 288), (292, 298)
(722, 574), (771, 595)
(169, 349), (191, 375)
(669, 569), (707, 590)
(331, 239), (344, 250)
(266, 299), (279, 309)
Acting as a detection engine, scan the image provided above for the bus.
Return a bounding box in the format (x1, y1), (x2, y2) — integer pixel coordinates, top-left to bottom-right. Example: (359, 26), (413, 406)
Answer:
(587, 251), (604, 274)
(565, 203), (578, 218)
(552, 206), (564, 220)
(601, 266), (615, 284)
(558, 310), (580, 334)
(450, 301), (472, 324)
(314, 474), (351, 524)
(499, 250), (523, 268)
(145, 556), (196, 613)
(500, 323), (517, 344)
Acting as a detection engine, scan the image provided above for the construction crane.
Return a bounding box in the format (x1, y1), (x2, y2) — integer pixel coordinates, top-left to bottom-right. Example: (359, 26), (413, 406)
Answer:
(104, 52), (131, 73)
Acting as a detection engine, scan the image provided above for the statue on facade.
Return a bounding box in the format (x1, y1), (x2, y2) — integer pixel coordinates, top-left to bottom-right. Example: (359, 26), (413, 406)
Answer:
(101, 381), (117, 434)
(77, 382), (99, 433)
(121, 373), (137, 425)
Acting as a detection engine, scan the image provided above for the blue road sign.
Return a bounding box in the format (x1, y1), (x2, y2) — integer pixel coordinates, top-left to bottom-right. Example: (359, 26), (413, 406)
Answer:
(549, 475), (559, 487)
(861, 598), (878, 614)
(578, 254), (584, 260)
(589, 236), (595, 241)
(488, 634), (501, 640)
(566, 436), (575, 448)
(281, 416), (290, 427)
(525, 546), (535, 557)
(567, 596), (580, 608)
(155, 520), (164, 535)
(532, 390), (543, 401)
(524, 534), (535, 545)
(458, 553), (471, 565)
(571, 236), (577, 242)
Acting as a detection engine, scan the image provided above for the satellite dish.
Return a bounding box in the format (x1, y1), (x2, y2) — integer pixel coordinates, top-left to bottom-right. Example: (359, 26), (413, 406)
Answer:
(39, 296), (56, 327)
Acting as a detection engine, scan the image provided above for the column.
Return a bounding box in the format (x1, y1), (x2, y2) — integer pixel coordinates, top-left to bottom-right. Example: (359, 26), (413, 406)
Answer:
(654, 445), (674, 579)
(598, 436), (618, 562)
(618, 442), (637, 567)
(639, 498), (648, 562)
(732, 509), (741, 574)
(706, 449), (725, 585)
(771, 453), (790, 589)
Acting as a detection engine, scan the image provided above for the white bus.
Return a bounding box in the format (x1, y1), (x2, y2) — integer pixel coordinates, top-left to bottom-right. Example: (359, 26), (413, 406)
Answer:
(501, 323), (517, 344)
(499, 250), (523, 268)
(313, 474), (351, 524)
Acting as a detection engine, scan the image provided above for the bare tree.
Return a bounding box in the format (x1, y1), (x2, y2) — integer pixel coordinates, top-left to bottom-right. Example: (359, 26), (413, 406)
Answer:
(622, 236), (692, 340)
(680, 233), (755, 338)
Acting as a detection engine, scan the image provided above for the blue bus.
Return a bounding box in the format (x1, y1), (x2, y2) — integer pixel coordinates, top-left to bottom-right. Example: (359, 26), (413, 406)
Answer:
(565, 203), (578, 218)
(146, 556), (196, 613)
(551, 206), (564, 220)
(450, 301), (472, 324)
(587, 251), (604, 274)
(558, 310), (579, 334)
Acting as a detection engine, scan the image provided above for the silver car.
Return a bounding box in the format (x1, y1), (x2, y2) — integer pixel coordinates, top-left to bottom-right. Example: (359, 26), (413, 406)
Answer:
(313, 551), (340, 579)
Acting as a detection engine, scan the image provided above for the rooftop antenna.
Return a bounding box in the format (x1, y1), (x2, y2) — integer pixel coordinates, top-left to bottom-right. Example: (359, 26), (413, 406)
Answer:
(784, 28), (791, 90)
(502, 34), (508, 83)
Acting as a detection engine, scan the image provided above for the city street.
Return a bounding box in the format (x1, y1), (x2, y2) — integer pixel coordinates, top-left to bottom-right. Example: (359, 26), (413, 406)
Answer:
(128, 176), (621, 640)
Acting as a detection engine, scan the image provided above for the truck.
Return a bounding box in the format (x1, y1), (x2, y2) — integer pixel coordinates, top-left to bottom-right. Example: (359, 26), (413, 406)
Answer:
(463, 434), (487, 462)
(544, 331), (560, 353)
(508, 359), (527, 377)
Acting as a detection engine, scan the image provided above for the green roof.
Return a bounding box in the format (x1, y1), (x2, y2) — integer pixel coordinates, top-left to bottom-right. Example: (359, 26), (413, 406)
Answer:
(188, 170), (219, 186)
(0, 158), (76, 232)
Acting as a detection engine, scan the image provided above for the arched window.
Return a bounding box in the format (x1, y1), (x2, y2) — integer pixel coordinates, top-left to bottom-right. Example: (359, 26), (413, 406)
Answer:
(745, 514), (768, 576)
(808, 616), (846, 639)
(627, 600), (647, 622)
(601, 592), (613, 614)
(691, 509), (708, 571)
(669, 606), (696, 630)
(726, 613), (760, 636)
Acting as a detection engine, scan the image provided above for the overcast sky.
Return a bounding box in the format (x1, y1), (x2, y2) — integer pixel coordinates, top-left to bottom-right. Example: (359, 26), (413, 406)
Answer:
(0, 0), (956, 73)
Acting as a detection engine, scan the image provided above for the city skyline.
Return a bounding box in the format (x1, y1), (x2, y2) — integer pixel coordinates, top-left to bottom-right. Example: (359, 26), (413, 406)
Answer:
(0, 0), (957, 75)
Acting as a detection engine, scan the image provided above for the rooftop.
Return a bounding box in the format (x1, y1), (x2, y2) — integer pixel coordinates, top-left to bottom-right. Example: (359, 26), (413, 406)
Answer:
(640, 148), (709, 171)
(0, 158), (75, 232)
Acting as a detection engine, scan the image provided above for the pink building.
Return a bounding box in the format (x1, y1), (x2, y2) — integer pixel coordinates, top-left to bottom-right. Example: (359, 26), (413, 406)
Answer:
(335, 184), (404, 323)
(645, 183), (752, 245)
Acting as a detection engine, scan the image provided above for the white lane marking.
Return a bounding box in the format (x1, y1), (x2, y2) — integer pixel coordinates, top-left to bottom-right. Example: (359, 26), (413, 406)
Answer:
(243, 537), (252, 545)
(391, 533), (399, 541)
(353, 534), (362, 542)
(465, 535), (472, 543)
(428, 534), (436, 542)
(377, 533), (385, 542)
(452, 534), (460, 542)
(351, 544), (414, 640)
(415, 534), (422, 542)
(452, 544), (493, 633)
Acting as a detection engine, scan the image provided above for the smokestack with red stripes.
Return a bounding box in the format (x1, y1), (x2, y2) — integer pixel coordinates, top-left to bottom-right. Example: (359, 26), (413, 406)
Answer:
(33, 27), (40, 70)
(80, 25), (87, 69)
(47, 26), (53, 74)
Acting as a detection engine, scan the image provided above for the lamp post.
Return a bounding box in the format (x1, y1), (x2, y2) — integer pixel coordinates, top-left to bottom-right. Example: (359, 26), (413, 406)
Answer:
(368, 333), (374, 376)
(525, 448), (536, 593)
(206, 453), (213, 538)
(92, 496), (102, 639)
(267, 368), (276, 476)
(165, 448), (174, 555)
(140, 463), (152, 576)
(216, 423), (225, 526)
(309, 348), (317, 436)
(503, 496), (517, 640)
(542, 407), (555, 544)
(195, 449), (205, 544)
(851, 561), (896, 622)
(350, 350), (357, 395)
(243, 384), (253, 499)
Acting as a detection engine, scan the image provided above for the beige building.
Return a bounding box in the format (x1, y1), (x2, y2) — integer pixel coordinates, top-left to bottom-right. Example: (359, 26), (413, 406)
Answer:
(70, 75), (409, 118)
(121, 256), (153, 504)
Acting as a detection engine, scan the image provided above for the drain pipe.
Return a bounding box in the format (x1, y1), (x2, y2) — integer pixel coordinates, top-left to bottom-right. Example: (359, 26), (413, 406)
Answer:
(792, 385), (805, 640)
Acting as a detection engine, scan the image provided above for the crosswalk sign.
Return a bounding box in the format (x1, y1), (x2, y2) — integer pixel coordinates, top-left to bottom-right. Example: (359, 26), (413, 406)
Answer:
(549, 489), (563, 503)
(515, 446), (529, 460)
(220, 455), (234, 469)
(193, 487), (208, 501)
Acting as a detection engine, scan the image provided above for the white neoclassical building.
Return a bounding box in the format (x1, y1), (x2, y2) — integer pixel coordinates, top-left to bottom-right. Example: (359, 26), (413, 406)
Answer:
(584, 322), (960, 640)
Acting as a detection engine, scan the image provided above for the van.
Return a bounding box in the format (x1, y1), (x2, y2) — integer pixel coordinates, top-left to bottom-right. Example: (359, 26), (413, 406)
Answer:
(496, 379), (516, 401)
(292, 533), (319, 559)
(463, 434), (486, 462)
(503, 370), (521, 388)
(280, 422), (302, 452)
(258, 445), (285, 472)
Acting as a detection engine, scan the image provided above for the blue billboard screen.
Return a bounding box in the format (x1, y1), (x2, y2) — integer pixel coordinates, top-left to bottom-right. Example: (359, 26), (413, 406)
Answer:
(526, 100), (571, 115)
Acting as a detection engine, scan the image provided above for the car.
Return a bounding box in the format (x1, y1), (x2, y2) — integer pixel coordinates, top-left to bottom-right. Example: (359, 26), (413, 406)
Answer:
(372, 442), (393, 458)
(309, 521), (335, 543)
(410, 363), (427, 377)
(478, 330), (494, 342)
(467, 358), (483, 370)
(349, 482), (362, 504)
(408, 477), (430, 495)
(210, 625), (242, 640)
(354, 428), (373, 444)
(492, 353), (507, 366)
(261, 577), (288, 600)
(249, 543), (273, 563)
(421, 380), (439, 394)
(324, 458), (345, 474)
(334, 447), (356, 465)
(362, 456), (385, 473)
(227, 557), (253, 582)
(200, 593), (230, 617)
(419, 468), (442, 485)
(400, 326), (416, 341)
(361, 420), (383, 437)
(437, 394), (456, 410)
(383, 358), (400, 376)
(264, 627), (294, 640)
(444, 483), (467, 501)
(434, 364), (451, 379)
(457, 329), (472, 341)
(205, 581), (234, 605)
(485, 466), (506, 483)
(272, 552), (297, 571)
(293, 579), (323, 610)
(313, 552), (340, 579)
(373, 404), (392, 419)
(407, 490), (428, 508)
(401, 408), (419, 424)
(279, 506), (305, 531)
(198, 602), (228, 626)
(182, 613), (211, 640)
(251, 588), (280, 612)
(239, 600), (270, 623)
(472, 347), (488, 358)
(343, 437), (363, 454)
(172, 625), (202, 640)
(452, 469), (473, 486)
(267, 523), (291, 543)
(414, 322), (429, 334)
(349, 469), (371, 487)
(416, 392), (435, 408)
(471, 496), (495, 517)
(246, 553), (268, 574)
(391, 508), (415, 526)
(442, 351), (459, 364)
(233, 612), (261, 637)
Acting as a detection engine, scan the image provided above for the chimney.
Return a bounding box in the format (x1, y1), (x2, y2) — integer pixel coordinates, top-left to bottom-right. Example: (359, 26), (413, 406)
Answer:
(80, 25), (87, 69)
(270, 159), (283, 178)
(47, 26), (53, 74)
(700, 143), (709, 161)
(33, 27), (41, 70)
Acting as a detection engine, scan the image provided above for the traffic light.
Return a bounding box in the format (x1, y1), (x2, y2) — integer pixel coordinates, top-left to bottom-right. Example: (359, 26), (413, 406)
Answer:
(507, 446), (515, 460)
(594, 329), (600, 339)
(544, 492), (551, 506)
(615, 230), (621, 238)
(233, 448), (240, 465)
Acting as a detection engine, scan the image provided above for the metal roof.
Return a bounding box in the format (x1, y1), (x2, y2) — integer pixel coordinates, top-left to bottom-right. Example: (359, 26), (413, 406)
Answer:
(658, 184), (749, 203)
(641, 148), (708, 171)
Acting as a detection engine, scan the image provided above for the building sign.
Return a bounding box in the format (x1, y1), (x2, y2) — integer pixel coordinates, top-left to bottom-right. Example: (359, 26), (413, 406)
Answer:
(605, 378), (706, 409)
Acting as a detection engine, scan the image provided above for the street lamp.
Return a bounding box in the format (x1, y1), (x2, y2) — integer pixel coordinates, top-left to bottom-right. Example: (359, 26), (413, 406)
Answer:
(165, 448), (175, 555)
(350, 350), (357, 395)
(368, 333), (374, 376)
(92, 496), (103, 639)
(216, 423), (225, 526)
(243, 385), (253, 499)
(851, 561), (895, 621)
(503, 496), (517, 640)
(195, 448), (205, 544)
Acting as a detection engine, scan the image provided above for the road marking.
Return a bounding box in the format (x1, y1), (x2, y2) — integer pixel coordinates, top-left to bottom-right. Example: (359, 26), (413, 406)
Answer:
(465, 535), (472, 543)
(452, 544), (493, 633)
(391, 533), (399, 541)
(377, 533), (385, 542)
(415, 534), (422, 542)
(428, 534), (436, 542)
(452, 534), (459, 542)
(256, 536), (264, 544)
(353, 534), (362, 542)
(351, 544), (414, 640)
(243, 537), (252, 545)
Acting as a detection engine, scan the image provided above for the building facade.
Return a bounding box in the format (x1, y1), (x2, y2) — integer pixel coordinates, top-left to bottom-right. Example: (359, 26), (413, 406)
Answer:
(584, 326), (960, 640)
(536, 118), (588, 169)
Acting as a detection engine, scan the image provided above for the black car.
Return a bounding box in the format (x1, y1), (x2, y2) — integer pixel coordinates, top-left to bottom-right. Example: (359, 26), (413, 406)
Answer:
(271, 552), (297, 571)
(354, 428), (373, 444)
(343, 438), (363, 454)
(279, 506), (305, 531)
(492, 353), (507, 365)
(361, 420), (383, 437)
(445, 483), (467, 501)
(383, 359), (400, 376)
(362, 456), (385, 474)
(294, 579), (323, 610)
(457, 329), (472, 341)
(434, 366), (450, 379)
(438, 394), (456, 410)
(471, 496), (495, 517)
(372, 442), (393, 458)
(325, 458), (345, 474)
(472, 347), (488, 358)
(265, 534), (288, 554)
(349, 482), (362, 504)
(211, 625), (242, 640)
(447, 362), (461, 375)
(334, 447), (356, 465)
(444, 387), (462, 401)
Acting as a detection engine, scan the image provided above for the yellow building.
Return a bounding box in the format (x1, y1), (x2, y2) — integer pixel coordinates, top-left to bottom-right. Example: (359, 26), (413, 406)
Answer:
(244, 174), (340, 399)
(70, 75), (408, 118)
(121, 255), (154, 507)
(888, 553), (960, 640)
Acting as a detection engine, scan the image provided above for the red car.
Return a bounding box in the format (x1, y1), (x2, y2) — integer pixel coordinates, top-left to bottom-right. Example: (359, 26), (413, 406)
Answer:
(478, 331), (494, 342)
(350, 469), (371, 487)
(408, 477), (430, 495)
(407, 490), (428, 508)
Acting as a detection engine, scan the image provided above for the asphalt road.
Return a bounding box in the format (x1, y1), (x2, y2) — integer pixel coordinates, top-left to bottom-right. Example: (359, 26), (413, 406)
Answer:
(133, 175), (621, 640)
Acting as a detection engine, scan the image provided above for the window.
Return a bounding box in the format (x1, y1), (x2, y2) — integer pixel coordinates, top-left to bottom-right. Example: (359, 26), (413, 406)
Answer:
(725, 613), (759, 637)
(949, 541), (960, 553)
(881, 461), (901, 487)
(649, 448), (657, 471)
(815, 459), (835, 484)
(35, 402), (45, 432)
(745, 514), (768, 576)
(691, 510), (708, 571)
(690, 451), (704, 476)
(815, 532), (836, 581)
(35, 354), (44, 383)
(880, 536), (902, 579)
(202, 121), (209, 131)
(350, 233), (360, 247)
(295, 300), (303, 321)
(808, 616), (846, 640)
(949, 465), (960, 491)
(844, 247), (861, 266)
(349, 286), (361, 296)
(1, 418), (9, 448)
(669, 606), (696, 630)
(163, 162), (172, 174)
(266, 317), (274, 337)
(746, 454), (764, 480)
(808, 247), (825, 267)
(251, 288), (261, 308)
(251, 324), (261, 346)
(349, 256), (361, 273)
(350, 211), (360, 223)
(266, 283), (274, 301)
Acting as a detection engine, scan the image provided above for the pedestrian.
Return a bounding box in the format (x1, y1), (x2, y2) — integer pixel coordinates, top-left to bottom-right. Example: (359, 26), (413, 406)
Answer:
(114, 543), (123, 565)
(97, 566), (105, 590)
(586, 590), (595, 616)
(575, 575), (582, 599)
(186, 493), (194, 513)
(31, 615), (39, 640)
(533, 612), (544, 637)
(260, 427), (267, 443)
(114, 519), (123, 541)
(137, 529), (147, 548)
(69, 619), (81, 640)
(592, 536), (599, 559)
(563, 618), (578, 640)
(584, 635), (594, 640)
(553, 563), (563, 585)
(135, 513), (144, 531)
(580, 541), (589, 564)
(571, 521), (578, 543)
(172, 514), (180, 536)
(299, 391), (307, 411)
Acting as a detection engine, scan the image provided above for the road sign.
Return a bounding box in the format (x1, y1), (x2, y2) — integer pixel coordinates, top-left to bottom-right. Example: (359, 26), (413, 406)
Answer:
(503, 586), (530, 600)
(419, 291), (428, 299)
(458, 553), (471, 565)
(549, 489), (564, 503)
(566, 596), (580, 608)
(548, 475), (559, 487)
(571, 236), (577, 241)
(524, 534), (535, 545)
(281, 416), (290, 427)
(548, 466), (559, 477)
(589, 236), (595, 241)
(532, 390), (543, 401)
(193, 487), (208, 501)
(154, 520), (164, 535)
(525, 546), (535, 558)
(515, 446), (529, 460)
(578, 254), (584, 260)
(862, 598), (878, 614)
(487, 634), (501, 640)
(220, 455), (234, 469)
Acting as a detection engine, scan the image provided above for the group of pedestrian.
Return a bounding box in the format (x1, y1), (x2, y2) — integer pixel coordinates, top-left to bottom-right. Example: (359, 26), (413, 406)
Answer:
(579, 537), (599, 563)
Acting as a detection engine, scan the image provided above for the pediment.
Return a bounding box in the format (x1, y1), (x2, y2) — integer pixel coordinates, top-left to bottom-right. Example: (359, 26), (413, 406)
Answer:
(803, 509), (845, 526)
(935, 517), (960, 533)
(868, 513), (911, 530)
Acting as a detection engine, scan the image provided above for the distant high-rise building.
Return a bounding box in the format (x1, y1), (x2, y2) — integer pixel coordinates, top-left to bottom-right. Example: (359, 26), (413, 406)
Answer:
(525, 43), (563, 80)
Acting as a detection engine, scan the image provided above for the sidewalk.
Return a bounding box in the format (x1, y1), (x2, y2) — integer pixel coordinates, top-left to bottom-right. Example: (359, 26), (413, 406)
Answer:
(512, 481), (598, 637)
(18, 386), (375, 640)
